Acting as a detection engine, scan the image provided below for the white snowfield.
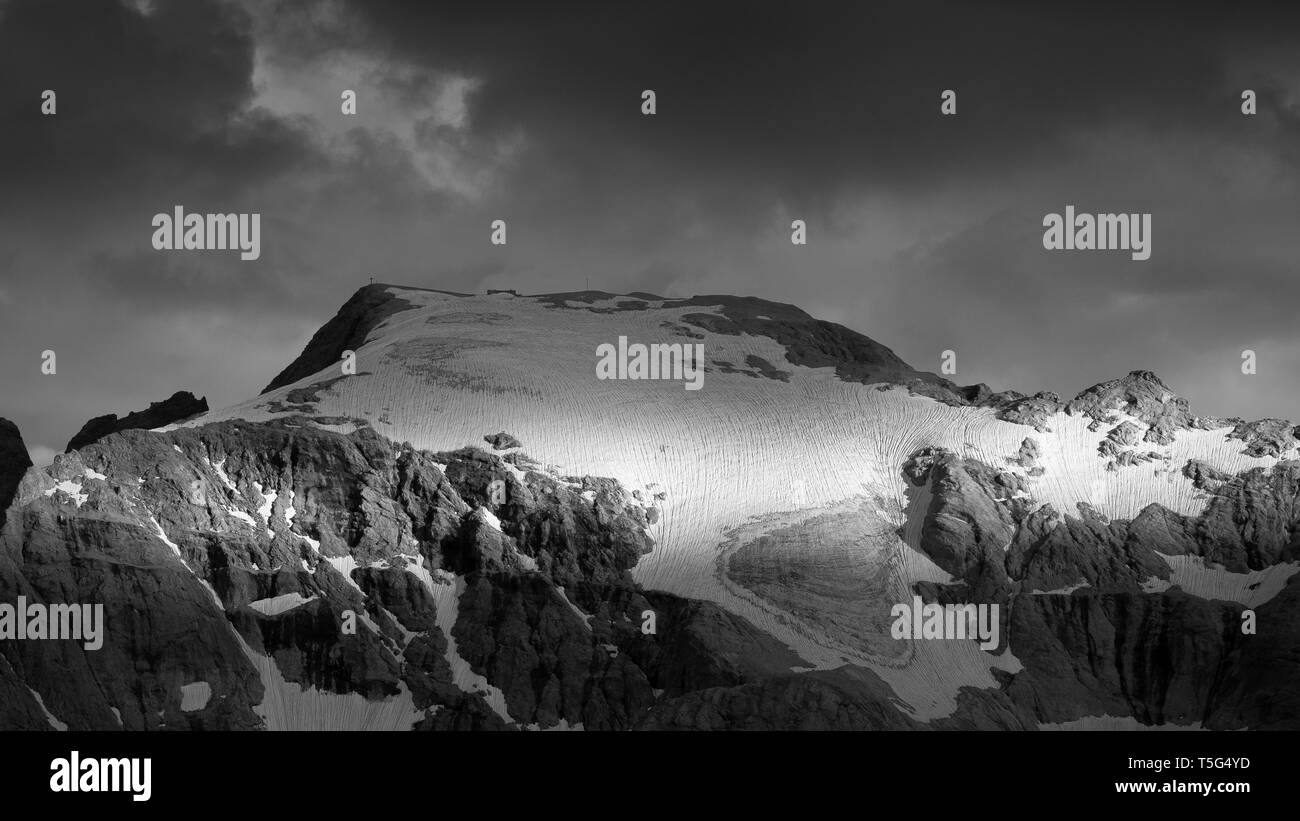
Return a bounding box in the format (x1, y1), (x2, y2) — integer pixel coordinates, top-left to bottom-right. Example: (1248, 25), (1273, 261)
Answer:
(183, 287), (1287, 724)
(247, 592), (318, 616)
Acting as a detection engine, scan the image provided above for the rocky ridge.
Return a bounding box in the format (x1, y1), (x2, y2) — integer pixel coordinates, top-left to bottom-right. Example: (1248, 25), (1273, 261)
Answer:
(0, 418), (31, 529)
(5, 418), (970, 730)
(901, 444), (1300, 728)
(65, 390), (209, 452)
(6, 285), (1299, 730)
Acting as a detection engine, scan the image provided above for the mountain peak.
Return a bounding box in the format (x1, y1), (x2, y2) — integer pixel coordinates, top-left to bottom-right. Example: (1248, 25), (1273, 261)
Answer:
(1122, 369), (1168, 386)
(262, 284), (419, 394)
(1064, 369), (1191, 445)
(263, 284), (981, 402)
(1069, 369), (1180, 407)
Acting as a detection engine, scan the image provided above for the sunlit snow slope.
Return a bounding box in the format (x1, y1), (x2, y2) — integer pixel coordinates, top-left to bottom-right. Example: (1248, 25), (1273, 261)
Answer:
(185, 286), (1287, 721)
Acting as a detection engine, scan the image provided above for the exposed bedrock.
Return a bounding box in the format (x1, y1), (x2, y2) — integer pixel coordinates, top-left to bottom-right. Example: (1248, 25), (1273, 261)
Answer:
(65, 390), (208, 452)
(9, 418), (966, 730)
(901, 445), (1300, 728)
(0, 418), (32, 529)
(7, 402), (1298, 730)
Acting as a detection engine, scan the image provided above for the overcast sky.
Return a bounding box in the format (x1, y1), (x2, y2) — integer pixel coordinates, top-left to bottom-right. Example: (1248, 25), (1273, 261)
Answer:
(3, 0), (1300, 462)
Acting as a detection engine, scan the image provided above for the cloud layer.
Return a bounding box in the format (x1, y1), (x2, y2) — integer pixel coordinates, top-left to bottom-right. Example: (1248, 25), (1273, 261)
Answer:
(2, 0), (1300, 453)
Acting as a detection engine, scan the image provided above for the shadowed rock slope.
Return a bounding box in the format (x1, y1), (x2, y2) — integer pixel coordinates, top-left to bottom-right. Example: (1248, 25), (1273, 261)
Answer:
(65, 390), (208, 452)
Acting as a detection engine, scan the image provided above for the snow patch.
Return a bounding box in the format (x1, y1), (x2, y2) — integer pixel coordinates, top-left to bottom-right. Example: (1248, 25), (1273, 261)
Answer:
(148, 516), (182, 557)
(477, 506), (502, 532)
(1032, 580), (1091, 595)
(249, 592), (318, 616)
(1142, 553), (1299, 607)
(555, 586), (593, 630)
(254, 481), (275, 520)
(180, 681), (212, 712)
(212, 459), (237, 491)
(230, 631), (425, 731)
(407, 561), (514, 724)
(28, 688), (67, 731)
(45, 480), (88, 507)
(326, 556), (364, 593)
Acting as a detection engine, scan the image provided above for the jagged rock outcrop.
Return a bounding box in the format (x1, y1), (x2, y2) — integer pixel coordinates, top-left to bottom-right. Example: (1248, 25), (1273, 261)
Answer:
(12, 283), (1300, 732)
(907, 445), (1300, 591)
(995, 392), (1063, 432)
(901, 448), (1025, 601)
(1005, 590), (1248, 726)
(638, 670), (922, 730)
(8, 411), (1087, 732)
(1227, 418), (1300, 458)
(1014, 436), (1043, 475)
(17, 417), (955, 731)
(1064, 370), (1193, 445)
(0, 418), (31, 529)
(65, 390), (208, 452)
(900, 444), (1300, 729)
(1182, 459), (1300, 571)
(483, 431), (521, 450)
(263, 284), (447, 393)
(4, 419), (649, 729)
(991, 369), (1299, 465)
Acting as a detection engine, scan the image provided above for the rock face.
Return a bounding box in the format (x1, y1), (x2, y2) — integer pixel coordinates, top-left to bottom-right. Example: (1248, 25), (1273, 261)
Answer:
(995, 392), (1063, 432)
(483, 431), (521, 450)
(0, 418), (32, 528)
(1064, 370), (1194, 445)
(8, 287), (1300, 732)
(65, 391), (208, 452)
(262, 284), (443, 393)
(901, 445), (1300, 729)
(4, 417), (949, 730)
(1227, 418), (1300, 457)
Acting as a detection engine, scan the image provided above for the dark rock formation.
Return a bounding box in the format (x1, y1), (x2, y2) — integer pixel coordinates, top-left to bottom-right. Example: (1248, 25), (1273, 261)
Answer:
(995, 392), (1064, 432)
(902, 448), (1025, 601)
(9, 411), (1107, 732)
(65, 391), (208, 452)
(262, 284), (432, 393)
(538, 290), (984, 403)
(1065, 370), (1193, 445)
(1015, 436), (1043, 475)
(0, 418), (32, 529)
(900, 443), (1300, 729)
(638, 670), (921, 730)
(4, 418), (780, 730)
(1004, 590), (1248, 726)
(1227, 417), (1299, 458)
(483, 431), (521, 450)
(262, 376), (360, 415)
(11, 286), (1300, 732)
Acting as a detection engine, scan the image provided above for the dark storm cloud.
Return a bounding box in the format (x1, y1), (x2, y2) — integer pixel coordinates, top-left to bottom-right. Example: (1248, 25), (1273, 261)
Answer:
(4, 0), (1300, 455)
(306, 0), (1300, 222)
(0, 0), (316, 205)
(0, 0), (450, 311)
(0, 0), (349, 451)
